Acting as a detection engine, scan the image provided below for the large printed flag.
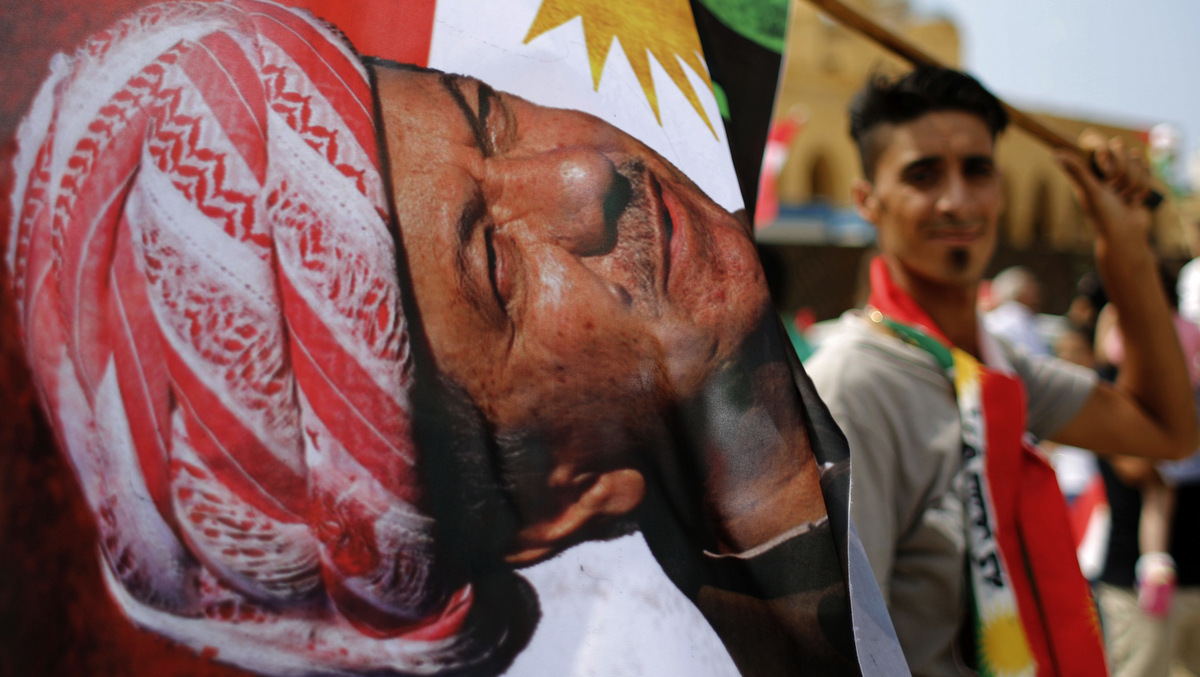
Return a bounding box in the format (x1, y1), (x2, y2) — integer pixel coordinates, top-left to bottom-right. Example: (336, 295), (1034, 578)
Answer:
(3, 1), (908, 675)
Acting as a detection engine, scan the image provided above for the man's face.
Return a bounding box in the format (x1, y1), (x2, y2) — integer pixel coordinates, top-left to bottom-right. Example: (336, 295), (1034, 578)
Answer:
(856, 111), (1003, 289)
(374, 66), (769, 471)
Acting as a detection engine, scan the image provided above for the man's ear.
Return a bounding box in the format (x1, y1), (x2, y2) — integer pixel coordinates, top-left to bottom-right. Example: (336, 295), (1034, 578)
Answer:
(504, 468), (645, 566)
(851, 178), (880, 224)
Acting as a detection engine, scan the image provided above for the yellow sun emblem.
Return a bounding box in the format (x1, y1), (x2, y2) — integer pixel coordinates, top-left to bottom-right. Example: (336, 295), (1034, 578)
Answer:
(978, 610), (1036, 677)
(524, 0), (716, 136)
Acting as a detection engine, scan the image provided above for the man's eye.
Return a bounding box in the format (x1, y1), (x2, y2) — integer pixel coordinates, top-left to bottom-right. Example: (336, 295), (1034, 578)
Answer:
(905, 168), (937, 186)
(965, 162), (995, 179)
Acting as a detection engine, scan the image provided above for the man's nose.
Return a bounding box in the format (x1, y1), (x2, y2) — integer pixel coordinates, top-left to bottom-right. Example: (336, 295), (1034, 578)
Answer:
(487, 148), (628, 256)
(936, 171), (971, 216)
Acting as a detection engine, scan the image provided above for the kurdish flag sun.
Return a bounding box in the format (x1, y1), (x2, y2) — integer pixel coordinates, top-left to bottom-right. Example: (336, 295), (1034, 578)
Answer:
(524, 0), (716, 135)
(427, 0), (740, 210)
(292, 0), (739, 209)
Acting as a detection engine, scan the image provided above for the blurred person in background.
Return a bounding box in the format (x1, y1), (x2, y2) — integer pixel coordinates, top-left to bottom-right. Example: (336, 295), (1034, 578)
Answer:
(984, 265), (1051, 356)
(1094, 265), (1200, 677)
(1046, 326), (1101, 506)
(1176, 219), (1200, 326)
(1068, 271), (1109, 344)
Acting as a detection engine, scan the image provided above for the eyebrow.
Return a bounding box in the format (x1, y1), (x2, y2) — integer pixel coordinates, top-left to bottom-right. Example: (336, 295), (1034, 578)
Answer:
(439, 73), (497, 158)
(903, 156), (942, 171)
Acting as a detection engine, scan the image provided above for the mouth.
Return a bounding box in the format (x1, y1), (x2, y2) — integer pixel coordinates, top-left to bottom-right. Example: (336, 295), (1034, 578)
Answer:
(927, 222), (985, 246)
(608, 158), (700, 311)
(648, 173), (685, 293)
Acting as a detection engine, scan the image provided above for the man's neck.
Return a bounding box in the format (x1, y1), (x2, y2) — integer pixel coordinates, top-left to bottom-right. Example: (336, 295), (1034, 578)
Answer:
(888, 261), (982, 357)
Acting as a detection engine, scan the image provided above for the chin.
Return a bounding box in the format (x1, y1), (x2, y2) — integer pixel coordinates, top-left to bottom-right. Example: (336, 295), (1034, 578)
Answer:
(947, 247), (972, 273)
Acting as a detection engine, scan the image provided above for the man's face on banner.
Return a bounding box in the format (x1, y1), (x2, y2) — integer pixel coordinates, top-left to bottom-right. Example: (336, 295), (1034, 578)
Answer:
(376, 66), (770, 471)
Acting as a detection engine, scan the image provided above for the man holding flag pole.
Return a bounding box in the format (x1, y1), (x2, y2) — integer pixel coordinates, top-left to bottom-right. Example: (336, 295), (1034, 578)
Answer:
(805, 59), (1199, 677)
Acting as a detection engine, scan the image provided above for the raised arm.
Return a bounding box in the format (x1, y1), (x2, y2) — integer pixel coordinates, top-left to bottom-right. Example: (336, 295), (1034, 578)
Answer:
(1050, 133), (1200, 460)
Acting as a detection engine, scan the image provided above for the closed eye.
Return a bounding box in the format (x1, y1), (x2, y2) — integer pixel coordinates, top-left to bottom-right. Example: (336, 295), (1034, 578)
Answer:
(457, 187), (487, 246)
(451, 186), (509, 321)
(484, 227), (506, 311)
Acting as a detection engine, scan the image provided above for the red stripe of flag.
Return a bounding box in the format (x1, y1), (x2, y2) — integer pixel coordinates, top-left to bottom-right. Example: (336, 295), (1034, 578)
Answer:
(980, 373), (1055, 672)
(1017, 453), (1108, 676)
(1069, 475), (1108, 549)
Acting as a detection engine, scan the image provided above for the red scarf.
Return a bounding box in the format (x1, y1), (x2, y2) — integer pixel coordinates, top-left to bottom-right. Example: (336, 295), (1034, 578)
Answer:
(868, 257), (1106, 677)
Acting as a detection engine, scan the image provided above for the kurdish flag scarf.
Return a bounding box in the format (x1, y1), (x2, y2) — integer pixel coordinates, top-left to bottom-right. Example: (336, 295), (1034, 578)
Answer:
(867, 257), (1106, 677)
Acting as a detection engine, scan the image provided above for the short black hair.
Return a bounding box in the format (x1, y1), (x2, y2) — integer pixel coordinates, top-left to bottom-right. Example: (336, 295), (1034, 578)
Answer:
(849, 66), (1008, 179)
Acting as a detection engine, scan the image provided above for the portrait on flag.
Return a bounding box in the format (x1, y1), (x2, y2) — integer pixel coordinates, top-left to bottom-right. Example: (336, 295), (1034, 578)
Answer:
(0, 0), (905, 675)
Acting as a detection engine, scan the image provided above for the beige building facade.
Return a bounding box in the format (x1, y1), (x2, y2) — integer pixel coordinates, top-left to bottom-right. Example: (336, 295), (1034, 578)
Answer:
(763, 0), (1189, 258)
(758, 0), (1193, 320)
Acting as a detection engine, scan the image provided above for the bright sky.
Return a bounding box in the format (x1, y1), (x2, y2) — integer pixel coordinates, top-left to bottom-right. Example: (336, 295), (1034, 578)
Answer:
(908, 0), (1200, 187)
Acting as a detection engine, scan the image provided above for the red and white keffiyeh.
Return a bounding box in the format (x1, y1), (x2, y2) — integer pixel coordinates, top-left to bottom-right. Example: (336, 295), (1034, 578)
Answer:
(6, 1), (497, 672)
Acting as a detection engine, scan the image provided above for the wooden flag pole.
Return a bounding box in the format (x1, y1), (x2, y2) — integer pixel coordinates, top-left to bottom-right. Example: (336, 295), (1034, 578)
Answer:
(804, 0), (1163, 207)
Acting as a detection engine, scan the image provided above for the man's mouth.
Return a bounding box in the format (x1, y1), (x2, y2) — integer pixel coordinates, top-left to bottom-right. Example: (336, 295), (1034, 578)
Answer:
(611, 160), (675, 303)
(646, 171), (696, 300)
(647, 173), (674, 291)
(928, 222), (984, 245)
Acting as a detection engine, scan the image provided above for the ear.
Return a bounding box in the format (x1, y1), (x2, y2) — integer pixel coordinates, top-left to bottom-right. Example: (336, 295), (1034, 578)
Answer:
(851, 178), (880, 224)
(504, 468), (646, 566)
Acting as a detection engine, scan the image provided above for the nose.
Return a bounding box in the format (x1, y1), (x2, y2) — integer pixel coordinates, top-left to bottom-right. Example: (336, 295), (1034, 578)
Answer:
(486, 147), (629, 256)
(936, 170), (971, 217)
